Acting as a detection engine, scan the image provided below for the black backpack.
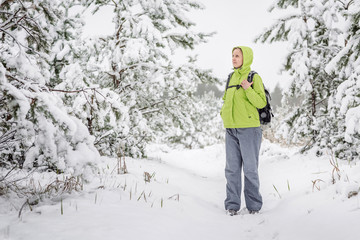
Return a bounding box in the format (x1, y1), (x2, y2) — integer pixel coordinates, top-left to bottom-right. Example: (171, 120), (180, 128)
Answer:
(225, 71), (274, 125)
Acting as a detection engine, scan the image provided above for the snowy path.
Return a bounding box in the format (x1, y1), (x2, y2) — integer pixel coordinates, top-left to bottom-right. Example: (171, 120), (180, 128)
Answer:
(1, 140), (360, 240)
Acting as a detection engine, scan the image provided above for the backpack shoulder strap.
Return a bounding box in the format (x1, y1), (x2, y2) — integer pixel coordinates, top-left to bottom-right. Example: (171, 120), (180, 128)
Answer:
(225, 72), (234, 91)
(226, 71), (259, 91)
(248, 71), (257, 85)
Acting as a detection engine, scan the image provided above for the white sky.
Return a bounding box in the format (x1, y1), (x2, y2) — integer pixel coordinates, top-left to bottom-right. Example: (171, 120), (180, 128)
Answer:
(83, 0), (290, 91)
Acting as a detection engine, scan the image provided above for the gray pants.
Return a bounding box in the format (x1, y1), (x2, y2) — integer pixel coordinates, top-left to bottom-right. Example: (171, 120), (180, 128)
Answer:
(224, 127), (262, 212)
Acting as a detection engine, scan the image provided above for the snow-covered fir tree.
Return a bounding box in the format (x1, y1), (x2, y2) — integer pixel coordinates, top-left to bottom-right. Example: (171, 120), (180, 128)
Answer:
(1, 0), (221, 174)
(49, 0), (85, 88)
(0, 0), (99, 175)
(55, 0), (220, 157)
(324, 0), (360, 160)
(256, 0), (345, 153)
(164, 80), (223, 149)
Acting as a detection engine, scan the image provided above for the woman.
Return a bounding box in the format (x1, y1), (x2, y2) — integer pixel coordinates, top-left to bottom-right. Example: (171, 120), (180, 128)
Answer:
(220, 46), (266, 216)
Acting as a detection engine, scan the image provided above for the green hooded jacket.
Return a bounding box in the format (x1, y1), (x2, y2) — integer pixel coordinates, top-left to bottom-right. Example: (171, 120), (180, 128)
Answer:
(220, 46), (267, 128)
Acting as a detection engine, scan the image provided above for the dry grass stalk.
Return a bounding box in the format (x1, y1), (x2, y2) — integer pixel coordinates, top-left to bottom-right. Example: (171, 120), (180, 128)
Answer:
(272, 184), (282, 199)
(116, 145), (128, 174)
(144, 172), (151, 183)
(287, 180), (291, 191)
(137, 190), (147, 202)
(43, 176), (83, 195)
(328, 150), (341, 184)
(348, 190), (359, 199)
(61, 198), (63, 215)
(312, 179), (324, 191)
(168, 194), (180, 201)
(15, 176), (83, 218)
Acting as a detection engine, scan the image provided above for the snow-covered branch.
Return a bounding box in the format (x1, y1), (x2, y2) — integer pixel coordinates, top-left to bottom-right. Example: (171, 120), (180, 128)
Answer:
(49, 88), (98, 94)
(141, 108), (160, 115)
(139, 96), (178, 112)
(0, 130), (17, 152)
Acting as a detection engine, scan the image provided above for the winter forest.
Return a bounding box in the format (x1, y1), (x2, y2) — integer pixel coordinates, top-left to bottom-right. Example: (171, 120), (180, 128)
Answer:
(1, 0), (360, 239)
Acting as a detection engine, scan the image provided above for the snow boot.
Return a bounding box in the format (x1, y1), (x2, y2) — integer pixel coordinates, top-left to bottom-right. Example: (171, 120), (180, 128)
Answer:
(226, 209), (238, 216)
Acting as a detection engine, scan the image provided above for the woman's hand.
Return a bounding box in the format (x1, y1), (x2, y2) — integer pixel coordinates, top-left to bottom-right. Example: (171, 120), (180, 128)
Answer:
(241, 79), (253, 90)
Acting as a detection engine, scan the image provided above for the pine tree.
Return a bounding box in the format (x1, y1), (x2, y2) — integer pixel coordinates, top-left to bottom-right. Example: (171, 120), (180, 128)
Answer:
(324, 0), (360, 160)
(166, 90), (223, 149)
(49, 0), (85, 88)
(0, 0), (99, 174)
(57, 0), (220, 157)
(256, 0), (343, 151)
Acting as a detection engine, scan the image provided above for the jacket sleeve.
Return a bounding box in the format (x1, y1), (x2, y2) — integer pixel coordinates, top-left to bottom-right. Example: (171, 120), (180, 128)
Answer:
(222, 91), (226, 101)
(244, 74), (267, 109)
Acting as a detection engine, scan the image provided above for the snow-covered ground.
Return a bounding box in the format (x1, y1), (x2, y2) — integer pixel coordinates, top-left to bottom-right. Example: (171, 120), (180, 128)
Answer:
(1, 139), (360, 240)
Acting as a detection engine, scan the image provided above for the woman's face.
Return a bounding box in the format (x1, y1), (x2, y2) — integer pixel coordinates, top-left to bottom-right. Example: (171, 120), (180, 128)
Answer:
(232, 48), (243, 68)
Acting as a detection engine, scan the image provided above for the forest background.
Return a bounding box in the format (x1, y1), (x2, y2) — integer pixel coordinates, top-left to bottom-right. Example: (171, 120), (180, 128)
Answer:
(0, 0), (359, 226)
